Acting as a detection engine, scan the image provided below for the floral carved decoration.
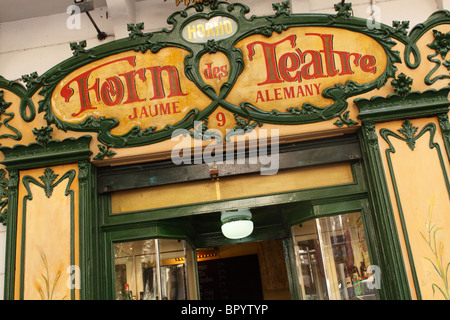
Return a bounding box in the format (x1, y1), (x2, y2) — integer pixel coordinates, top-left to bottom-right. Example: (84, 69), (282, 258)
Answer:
(425, 30), (450, 84)
(391, 73), (413, 97)
(32, 126), (54, 146)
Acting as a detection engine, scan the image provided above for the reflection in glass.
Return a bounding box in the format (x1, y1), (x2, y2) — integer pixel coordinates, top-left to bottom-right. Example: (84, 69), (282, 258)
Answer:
(114, 239), (191, 300)
(292, 212), (376, 300)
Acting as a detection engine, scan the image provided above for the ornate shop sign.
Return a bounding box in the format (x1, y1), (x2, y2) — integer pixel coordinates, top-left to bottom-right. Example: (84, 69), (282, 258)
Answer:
(2, 1), (449, 148)
(51, 26), (385, 141)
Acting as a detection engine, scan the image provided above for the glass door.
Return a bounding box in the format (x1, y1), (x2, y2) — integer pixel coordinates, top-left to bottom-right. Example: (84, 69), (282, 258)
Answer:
(113, 238), (198, 300)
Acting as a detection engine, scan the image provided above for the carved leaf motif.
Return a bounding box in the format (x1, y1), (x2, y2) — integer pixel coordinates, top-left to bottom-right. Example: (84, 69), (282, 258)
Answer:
(127, 22), (145, 38)
(39, 168), (59, 198)
(94, 144), (117, 161)
(398, 119), (419, 150)
(21, 72), (39, 89)
(272, 1), (290, 16)
(334, 2), (352, 18)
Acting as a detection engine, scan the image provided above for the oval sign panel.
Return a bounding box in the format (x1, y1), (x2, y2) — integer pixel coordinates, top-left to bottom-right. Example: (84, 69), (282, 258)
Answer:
(182, 16), (238, 43)
(226, 26), (388, 113)
(51, 48), (212, 137)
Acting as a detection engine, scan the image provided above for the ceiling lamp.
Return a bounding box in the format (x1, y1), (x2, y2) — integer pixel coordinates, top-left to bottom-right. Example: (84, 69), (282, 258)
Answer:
(221, 209), (254, 240)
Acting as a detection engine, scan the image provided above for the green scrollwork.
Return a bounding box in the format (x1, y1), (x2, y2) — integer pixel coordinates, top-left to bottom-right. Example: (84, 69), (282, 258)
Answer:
(397, 119), (419, 150)
(425, 29), (450, 85)
(0, 169), (9, 225)
(0, 90), (22, 142)
(23, 168), (76, 199)
(225, 112), (263, 141)
(0, 76), (36, 123)
(188, 118), (223, 142)
(334, 111), (358, 128)
(94, 144), (117, 161)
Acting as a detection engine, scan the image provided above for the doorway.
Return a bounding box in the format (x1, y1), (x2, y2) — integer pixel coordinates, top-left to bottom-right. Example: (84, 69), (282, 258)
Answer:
(197, 240), (291, 300)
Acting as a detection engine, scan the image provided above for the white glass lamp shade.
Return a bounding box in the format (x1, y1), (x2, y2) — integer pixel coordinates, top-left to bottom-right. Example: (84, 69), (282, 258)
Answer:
(220, 209), (254, 239)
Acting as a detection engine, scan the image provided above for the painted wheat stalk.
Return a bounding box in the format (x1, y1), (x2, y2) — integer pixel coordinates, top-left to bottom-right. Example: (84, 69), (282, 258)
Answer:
(34, 253), (66, 300)
(420, 196), (449, 300)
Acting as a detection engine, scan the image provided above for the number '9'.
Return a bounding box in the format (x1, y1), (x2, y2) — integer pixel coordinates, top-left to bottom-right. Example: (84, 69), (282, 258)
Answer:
(216, 112), (226, 126)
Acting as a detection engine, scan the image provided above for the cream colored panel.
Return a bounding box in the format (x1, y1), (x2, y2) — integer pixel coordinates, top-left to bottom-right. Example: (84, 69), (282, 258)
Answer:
(15, 164), (79, 300)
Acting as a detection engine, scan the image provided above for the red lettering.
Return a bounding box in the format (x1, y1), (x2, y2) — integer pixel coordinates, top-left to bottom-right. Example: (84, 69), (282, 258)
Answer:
(62, 56), (136, 117)
(335, 52), (361, 75)
(129, 107), (138, 120)
(255, 91), (264, 103)
(159, 102), (171, 115)
(216, 112), (226, 126)
(283, 87), (295, 99)
(296, 49), (327, 80)
(147, 66), (188, 100)
(120, 69), (146, 104)
(274, 88), (282, 100)
(149, 104), (159, 117)
(172, 101), (181, 113)
(61, 56), (190, 117)
(279, 52), (301, 82)
(246, 33), (378, 89)
(247, 35), (297, 86)
(265, 90), (274, 101)
(204, 63), (213, 79)
(360, 55), (377, 74)
(306, 33), (339, 77)
(100, 76), (124, 106)
(313, 83), (321, 94)
(220, 65), (228, 77)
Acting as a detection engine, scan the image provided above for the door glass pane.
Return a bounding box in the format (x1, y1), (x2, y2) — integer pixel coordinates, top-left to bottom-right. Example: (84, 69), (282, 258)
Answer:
(292, 212), (376, 300)
(159, 239), (188, 300)
(292, 220), (328, 300)
(113, 239), (189, 300)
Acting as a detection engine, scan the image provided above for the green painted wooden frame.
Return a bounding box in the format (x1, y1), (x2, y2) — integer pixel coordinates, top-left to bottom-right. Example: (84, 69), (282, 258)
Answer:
(98, 160), (387, 300)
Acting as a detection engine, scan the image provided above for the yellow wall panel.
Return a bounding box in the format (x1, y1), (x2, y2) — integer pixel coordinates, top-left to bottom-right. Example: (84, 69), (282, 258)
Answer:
(111, 162), (354, 214)
(377, 118), (450, 300)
